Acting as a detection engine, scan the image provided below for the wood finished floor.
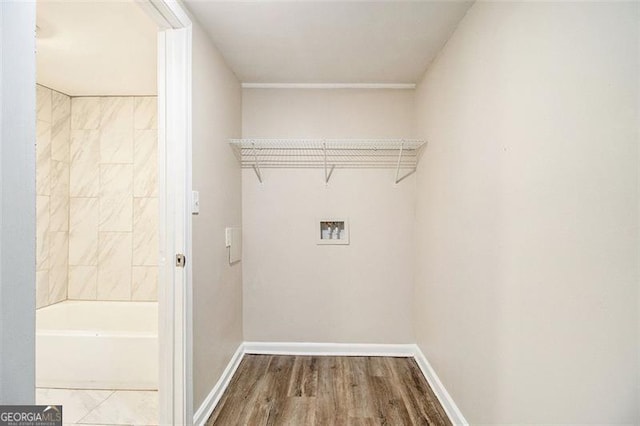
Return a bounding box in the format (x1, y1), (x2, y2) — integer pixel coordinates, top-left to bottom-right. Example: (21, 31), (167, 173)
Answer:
(207, 355), (452, 426)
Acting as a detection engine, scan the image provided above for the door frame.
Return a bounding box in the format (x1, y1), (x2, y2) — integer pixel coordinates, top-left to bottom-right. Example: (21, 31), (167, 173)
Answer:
(0, 0), (37, 404)
(137, 1), (193, 424)
(0, 0), (194, 419)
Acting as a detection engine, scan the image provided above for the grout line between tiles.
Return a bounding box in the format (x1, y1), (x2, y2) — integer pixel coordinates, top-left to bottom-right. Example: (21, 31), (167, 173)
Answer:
(74, 390), (158, 426)
(74, 390), (116, 425)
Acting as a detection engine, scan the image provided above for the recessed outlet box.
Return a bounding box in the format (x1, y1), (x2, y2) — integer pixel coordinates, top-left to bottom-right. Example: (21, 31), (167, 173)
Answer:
(317, 219), (349, 245)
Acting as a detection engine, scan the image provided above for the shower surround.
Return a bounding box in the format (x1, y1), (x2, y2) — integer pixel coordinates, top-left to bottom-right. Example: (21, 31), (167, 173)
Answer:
(36, 86), (71, 307)
(36, 85), (158, 307)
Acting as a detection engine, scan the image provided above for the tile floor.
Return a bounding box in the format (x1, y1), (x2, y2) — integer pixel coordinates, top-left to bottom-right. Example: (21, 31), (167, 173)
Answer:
(36, 388), (158, 426)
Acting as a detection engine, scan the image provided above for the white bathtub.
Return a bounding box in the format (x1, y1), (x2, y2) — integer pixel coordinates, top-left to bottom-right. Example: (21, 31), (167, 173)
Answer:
(36, 300), (158, 390)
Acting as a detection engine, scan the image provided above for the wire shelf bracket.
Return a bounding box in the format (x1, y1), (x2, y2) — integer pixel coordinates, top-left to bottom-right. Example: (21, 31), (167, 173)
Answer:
(251, 141), (262, 183)
(323, 140), (336, 184)
(230, 138), (427, 184)
(394, 140), (417, 184)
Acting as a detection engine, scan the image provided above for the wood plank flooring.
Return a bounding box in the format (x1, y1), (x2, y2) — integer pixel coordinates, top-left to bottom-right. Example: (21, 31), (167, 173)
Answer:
(206, 355), (452, 426)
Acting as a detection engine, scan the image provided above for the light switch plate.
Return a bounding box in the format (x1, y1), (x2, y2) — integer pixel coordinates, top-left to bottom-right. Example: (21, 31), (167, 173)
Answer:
(192, 190), (200, 214)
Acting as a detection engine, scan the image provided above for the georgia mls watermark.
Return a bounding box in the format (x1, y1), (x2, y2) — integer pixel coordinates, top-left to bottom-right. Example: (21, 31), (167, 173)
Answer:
(0, 406), (62, 426)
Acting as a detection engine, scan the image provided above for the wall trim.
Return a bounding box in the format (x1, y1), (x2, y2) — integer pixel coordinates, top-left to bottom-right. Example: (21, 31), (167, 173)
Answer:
(193, 344), (245, 426)
(413, 345), (469, 426)
(193, 342), (467, 426)
(241, 83), (416, 90)
(243, 341), (416, 357)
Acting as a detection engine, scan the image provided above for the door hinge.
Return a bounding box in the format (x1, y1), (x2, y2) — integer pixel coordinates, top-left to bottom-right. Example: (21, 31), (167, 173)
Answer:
(176, 254), (186, 268)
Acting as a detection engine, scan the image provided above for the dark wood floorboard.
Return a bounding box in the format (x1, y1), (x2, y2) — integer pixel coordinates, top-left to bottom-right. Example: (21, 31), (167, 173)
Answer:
(206, 355), (452, 426)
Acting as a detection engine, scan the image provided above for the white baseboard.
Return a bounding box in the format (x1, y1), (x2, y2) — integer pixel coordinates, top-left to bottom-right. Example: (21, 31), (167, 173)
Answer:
(243, 341), (416, 357)
(193, 342), (467, 426)
(193, 343), (245, 426)
(412, 345), (469, 426)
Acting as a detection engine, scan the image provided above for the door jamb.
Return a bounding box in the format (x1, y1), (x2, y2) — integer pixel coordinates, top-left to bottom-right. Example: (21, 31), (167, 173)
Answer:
(137, 1), (193, 424)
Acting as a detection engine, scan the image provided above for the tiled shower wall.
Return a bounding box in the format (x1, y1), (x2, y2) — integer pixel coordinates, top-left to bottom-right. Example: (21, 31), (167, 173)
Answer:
(36, 85), (71, 308)
(36, 85), (158, 307)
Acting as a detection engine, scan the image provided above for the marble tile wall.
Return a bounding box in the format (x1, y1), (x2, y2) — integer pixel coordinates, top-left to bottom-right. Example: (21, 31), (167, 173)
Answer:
(69, 95), (158, 301)
(36, 85), (158, 305)
(36, 85), (70, 308)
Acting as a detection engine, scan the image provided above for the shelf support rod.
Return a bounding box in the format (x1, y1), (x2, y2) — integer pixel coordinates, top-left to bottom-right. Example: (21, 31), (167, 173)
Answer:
(252, 141), (263, 183)
(395, 168), (417, 184)
(323, 140), (327, 181)
(394, 140), (405, 184)
(323, 140), (335, 184)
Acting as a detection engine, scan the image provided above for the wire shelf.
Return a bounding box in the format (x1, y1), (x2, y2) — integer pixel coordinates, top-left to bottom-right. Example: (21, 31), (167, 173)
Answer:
(230, 138), (427, 184)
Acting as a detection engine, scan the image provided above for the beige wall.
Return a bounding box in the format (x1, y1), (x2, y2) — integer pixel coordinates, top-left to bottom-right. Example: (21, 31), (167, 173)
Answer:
(191, 22), (243, 410)
(36, 85), (70, 308)
(36, 85), (158, 305)
(413, 2), (639, 424)
(242, 88), (415, 343)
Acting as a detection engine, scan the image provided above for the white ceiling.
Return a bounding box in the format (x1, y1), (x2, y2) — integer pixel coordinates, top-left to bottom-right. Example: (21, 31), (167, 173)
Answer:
(36, 1), (157, 96)
(35, 1), (473, 95)
(184, 0), (473, 84)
